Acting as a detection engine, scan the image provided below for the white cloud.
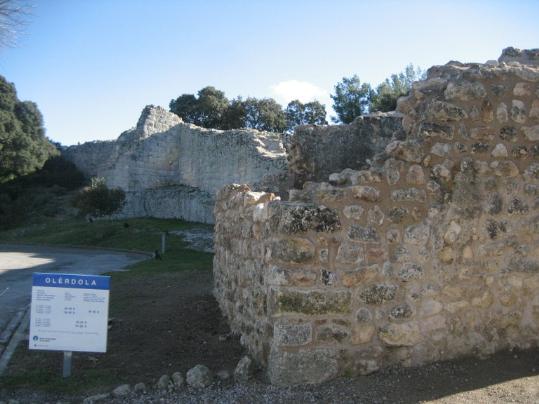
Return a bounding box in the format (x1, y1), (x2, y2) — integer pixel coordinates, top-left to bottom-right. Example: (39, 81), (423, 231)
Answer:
(270, 80), (330, 106)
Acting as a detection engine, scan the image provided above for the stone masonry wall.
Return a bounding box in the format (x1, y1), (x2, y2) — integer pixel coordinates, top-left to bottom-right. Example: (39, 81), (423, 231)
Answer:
(214, 48), (539, 385)
(287, 112), (405, 189)
(64, 106), (288, 223)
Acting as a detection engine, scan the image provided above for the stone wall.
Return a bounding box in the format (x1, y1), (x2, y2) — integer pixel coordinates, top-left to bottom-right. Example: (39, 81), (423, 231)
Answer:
(286, 112), (405, 188)
(64, 106), (288, 223)
(214, 48), (539, 385)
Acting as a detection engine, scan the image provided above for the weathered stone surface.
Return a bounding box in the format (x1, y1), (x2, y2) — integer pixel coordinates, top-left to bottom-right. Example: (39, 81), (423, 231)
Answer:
(112, 384), (131, 397)
(268, 348), (339, 385)
(186, 365), (213, 388)
(352, 324), (376, 344)
(234, 356), (255, 383)
(64, 105), (287, 224)
(522, 125), (539, 141)
(171, 372), (184, 388)
(274, 203), (340, 233)
(343, 205), (364, 220)
(276, 290), (351, 314)
(348, 225), (379, 242)
(274, 322), (312, 346)
(491, 143), (508, 158)
(379, 322), (421, 346)
(397, 263), (423, 281)
(214, 49), (539, 386)
(157, 374), (172, 390)
(359, 284), (397, 304)
(287, 113), (404, 188)
(272, 238), (315, 263)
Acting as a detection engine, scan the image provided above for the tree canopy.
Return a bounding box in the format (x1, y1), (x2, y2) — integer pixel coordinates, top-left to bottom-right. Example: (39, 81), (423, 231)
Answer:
(170, 87), (327, 133)
(0, 75), (57, 183)
(331, 65), (425, 124)
(285, 100), (327, 132)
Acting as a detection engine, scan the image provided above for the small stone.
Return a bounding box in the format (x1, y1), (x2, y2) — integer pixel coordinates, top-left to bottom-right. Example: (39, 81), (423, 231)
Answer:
(348, 224), (379, 242)
(133, 383), (146, 394)
(443, 221), (462, 245)
(530, 100), (539, 119)
(186, 365), (213, 388)
(497, 103), (508, 123)
(82, 394), (110, 404)
(462, 245), (474, 260)
(419, 299), (443, 317)
(359, 284), (397, 305)
(343, 205), (364, 220)
(430, 143), (451, 157)
(356, 307), (373, 322)
(511, 100), (527, 123)
(406, 164), (425, 185)
(491, 143), (508, 158)
(156, 374), (171, 390)
(234, 355), (255, 383)
(439, 247), (455, 264)
(112, 384), (131, 397)
(350, 185), (380, 202)
(172, 372), (185, 387)
(274, 322), (312, 346)
(378, 322), (421, 346)
(513, 82), (532, 97)
(367, 205), (385, 226)
(358, 359), (379, 375)
(398, 263), (423, 281)
(523, 125), (539, 141)
(491, 160), (519, 177)
(351, 324), (375, 344)
(216, 369), (232, 380)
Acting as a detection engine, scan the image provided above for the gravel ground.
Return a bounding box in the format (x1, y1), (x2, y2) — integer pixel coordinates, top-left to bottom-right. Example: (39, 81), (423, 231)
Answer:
(2, 348), (539, 403)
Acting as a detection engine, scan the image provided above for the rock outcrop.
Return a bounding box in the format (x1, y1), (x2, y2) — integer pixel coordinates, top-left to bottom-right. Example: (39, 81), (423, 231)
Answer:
(64, 106), (288, 223)
(214, 48), (539, 385)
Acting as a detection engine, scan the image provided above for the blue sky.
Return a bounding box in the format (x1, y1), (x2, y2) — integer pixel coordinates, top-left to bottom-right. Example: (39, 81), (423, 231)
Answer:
(1, 0), (538, 145)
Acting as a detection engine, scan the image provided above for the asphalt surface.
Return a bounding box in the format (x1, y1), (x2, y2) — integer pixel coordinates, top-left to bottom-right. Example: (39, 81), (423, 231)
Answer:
(0, 244), (147, 333)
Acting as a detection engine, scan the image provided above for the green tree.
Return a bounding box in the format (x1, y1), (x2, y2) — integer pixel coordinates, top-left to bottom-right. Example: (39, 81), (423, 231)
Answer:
(243, 97), (286, 132)
(0, 75), (57, 183)
(220, 97), (246, 130)
(169, 86), (228, 128)
(330, 75), (374, 124)
(72, 177), (126, 217)
(370, 64), (425, 112)
(285, 99), (327, 132)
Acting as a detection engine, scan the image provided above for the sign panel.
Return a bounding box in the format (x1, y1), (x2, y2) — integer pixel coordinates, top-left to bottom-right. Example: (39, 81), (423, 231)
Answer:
(29, 273), (110, 353)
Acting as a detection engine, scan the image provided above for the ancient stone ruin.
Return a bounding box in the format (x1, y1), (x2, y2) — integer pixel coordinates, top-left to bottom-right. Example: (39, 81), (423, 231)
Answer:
(63, 106), (288, 223)
(213, 48), (539, 385)
(64, 104), (400, 224)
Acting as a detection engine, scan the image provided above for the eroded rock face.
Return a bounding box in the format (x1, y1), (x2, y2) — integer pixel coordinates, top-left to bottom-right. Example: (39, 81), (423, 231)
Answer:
(214, 48), (539, 385)
(64, 106), (288, 223)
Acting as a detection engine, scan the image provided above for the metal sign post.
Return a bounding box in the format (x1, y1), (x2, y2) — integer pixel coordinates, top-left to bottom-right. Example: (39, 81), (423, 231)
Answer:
(63, 351), (72, 378)
(161, 232), (166, 254)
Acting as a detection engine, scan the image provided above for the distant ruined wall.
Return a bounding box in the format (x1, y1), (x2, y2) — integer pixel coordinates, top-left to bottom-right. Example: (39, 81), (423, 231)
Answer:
(214, 48), (539, 385)
(64, 106), (288, 223)
(287, 112), (405, 188)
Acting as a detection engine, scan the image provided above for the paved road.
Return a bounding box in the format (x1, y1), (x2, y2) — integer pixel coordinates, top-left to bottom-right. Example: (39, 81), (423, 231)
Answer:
(0, 244), (147, 333)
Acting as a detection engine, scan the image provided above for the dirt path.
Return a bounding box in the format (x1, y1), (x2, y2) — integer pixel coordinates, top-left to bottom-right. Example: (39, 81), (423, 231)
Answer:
(0, 244), (147, 335)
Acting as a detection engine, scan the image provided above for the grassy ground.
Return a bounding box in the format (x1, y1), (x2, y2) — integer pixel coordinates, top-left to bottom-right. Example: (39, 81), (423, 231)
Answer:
(0, 217), (214, 274)
(0, 217), (232, 398)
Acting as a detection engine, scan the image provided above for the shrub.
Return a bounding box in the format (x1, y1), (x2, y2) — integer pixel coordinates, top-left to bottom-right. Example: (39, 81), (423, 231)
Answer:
(72, 177), (126, 217)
